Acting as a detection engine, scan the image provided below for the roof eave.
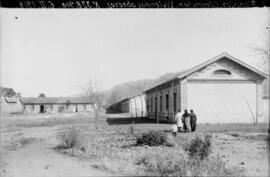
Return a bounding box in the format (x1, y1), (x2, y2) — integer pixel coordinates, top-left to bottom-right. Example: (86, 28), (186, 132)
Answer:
(145, 52), (268, 92)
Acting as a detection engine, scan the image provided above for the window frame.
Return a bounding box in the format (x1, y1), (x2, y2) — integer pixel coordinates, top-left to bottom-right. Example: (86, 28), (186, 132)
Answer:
(173, 92), (177, 112)
(212, 69), (232, 77)
(165, 93), (169, 111)
(160, 95), (162, 112)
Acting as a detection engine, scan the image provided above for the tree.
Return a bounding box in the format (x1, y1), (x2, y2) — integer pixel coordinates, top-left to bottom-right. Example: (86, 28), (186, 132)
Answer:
(251, 45), (269, 72)
(80, 79), (104, 130)
(38, 93), (46, 97)
(247, 29), (269, 124)
(66, 100), (71, 111)
(248, 27), (269, 73)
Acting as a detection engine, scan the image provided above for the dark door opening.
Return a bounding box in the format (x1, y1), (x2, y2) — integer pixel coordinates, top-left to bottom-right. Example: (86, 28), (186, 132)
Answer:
(40, 105), (45, 113)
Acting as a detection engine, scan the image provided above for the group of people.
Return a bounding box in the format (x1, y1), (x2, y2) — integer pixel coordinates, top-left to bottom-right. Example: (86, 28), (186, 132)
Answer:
(172, 109), (197, 137)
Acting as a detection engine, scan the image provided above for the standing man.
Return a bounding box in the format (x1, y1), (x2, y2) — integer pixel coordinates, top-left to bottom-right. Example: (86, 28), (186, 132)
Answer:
(175, 109), (182, 132)
(190, 109), (197, 132)
(182, 109), (191, 132)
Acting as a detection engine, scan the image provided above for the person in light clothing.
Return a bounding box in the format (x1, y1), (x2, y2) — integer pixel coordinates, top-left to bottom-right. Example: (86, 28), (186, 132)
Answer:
(172, 123), (178, 137)
(175, 109), (183, 132)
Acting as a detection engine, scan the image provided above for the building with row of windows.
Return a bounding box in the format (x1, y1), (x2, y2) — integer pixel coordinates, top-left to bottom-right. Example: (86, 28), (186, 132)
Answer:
(20, 97), (94, 114)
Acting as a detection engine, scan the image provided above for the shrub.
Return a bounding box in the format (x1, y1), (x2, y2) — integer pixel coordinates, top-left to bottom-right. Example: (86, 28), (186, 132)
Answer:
(136, 131), (168, 146)
(205, 155), (234, 176)
(60, 127), (86, 151)
(184, 134), (212, 160)
(136, 148), (188, 176)
(136, 150), (243, 177)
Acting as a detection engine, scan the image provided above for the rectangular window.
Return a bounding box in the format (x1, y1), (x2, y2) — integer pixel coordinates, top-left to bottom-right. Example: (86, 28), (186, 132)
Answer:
(155, 97), (157, 112)
(146, 98), (149, 112)
(151, 97), (153, 112)
(166, 94), (169, 110)
(173, 92), (177, 112)
(160, 95), (162, 112)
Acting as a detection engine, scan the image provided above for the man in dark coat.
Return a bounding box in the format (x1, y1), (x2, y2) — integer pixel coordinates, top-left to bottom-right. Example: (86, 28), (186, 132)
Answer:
(190, 109), (197, 132)
(182, 109), (191, 132)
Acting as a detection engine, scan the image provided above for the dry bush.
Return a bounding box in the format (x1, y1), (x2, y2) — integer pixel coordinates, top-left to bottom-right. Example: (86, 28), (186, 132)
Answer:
(136, 148), (243, 177)
(184, 134), (212, 160)
(136, 148), (188, 176)
(57, 128), (243, 176)
(59, 127), (86, 153)
(136, 131), (168, 146)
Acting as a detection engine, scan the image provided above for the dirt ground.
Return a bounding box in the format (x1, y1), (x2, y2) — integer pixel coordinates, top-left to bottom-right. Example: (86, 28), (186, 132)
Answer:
(0, 113), (114, 177)
(0, 113), (269, 177)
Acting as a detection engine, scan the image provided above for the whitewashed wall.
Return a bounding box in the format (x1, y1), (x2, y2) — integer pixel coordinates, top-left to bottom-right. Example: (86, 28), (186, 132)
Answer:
(262, 98), (269, 123)
(130, 95), (146, 117)
(0, 97), (23, 114)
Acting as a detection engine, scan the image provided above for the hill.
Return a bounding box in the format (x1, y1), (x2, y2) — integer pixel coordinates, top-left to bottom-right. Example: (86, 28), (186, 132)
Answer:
(103, 72), (177, 106)
(0, 86), (16, 97)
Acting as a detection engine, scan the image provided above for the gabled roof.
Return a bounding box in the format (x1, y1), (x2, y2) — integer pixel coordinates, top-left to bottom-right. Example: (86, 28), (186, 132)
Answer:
(4, 96), (19, 103)
(145, 52), (268, 92)
(20, 97), (93, 104)
(176, 52), (268, 80)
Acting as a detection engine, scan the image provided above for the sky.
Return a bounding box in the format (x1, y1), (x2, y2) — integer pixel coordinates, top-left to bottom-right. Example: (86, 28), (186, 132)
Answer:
(1, 8), (269, 97)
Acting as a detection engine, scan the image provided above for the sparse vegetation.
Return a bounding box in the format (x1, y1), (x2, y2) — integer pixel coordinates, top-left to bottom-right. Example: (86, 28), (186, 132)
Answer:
(59, 127), (86, 152)
(57, 127), (244, 176)
(125, 125), (135, 137)
(136, 131), (168, 146)
(135, 143), (242, 176)
(2, 114), (267, 177)
(184, 134), (212, 160)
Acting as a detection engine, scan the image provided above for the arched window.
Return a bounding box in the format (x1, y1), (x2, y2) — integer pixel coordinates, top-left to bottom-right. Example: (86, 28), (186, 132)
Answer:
(213, 69), (231, 76)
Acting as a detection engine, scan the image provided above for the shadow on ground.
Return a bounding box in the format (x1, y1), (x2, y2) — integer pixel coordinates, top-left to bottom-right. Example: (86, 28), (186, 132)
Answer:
(106, 117), (169, 125)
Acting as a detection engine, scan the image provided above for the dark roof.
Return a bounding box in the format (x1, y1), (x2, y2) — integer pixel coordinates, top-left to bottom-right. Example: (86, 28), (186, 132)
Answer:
(0, 87), (16, 97)
(20, 97), (93, 104)
(145, 52), (268, 92)
(142, 70), (187, 92)
(108, 93), (145, 107)
(3, 96), (19, 103)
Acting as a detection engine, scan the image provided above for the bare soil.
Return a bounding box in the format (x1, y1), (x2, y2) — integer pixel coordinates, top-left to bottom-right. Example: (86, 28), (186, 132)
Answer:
(1, 113), (269, 177)
(0, 114), (113, 177)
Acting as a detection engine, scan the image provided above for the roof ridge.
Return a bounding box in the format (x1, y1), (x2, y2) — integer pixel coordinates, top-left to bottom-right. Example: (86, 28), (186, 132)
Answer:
(145, 52), (268, 92)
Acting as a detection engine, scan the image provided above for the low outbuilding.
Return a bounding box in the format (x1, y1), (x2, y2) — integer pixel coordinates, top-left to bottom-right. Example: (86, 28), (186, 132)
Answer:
(20, 97), (94, 114)
(106, 94), (147, 117)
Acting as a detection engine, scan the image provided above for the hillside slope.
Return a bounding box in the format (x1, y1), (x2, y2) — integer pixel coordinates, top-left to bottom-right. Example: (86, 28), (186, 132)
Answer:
(103, 73), (177, 105)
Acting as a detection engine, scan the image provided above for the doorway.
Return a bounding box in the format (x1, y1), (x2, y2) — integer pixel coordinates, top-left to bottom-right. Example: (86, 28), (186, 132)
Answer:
(40, 105), (45, 113)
